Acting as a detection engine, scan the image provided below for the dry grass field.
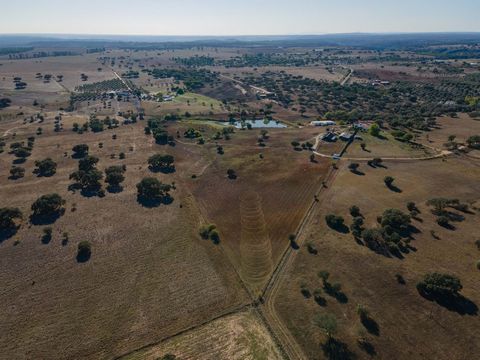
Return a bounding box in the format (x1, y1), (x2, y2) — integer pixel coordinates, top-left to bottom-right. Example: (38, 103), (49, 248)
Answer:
(171, 123), (330, 293)
(417, 114), (480, 150)
(122, 309), (283, 360)
(1, 39), (479, 360)
(274, 156), (480, 359)
(0, 114), (250, 359)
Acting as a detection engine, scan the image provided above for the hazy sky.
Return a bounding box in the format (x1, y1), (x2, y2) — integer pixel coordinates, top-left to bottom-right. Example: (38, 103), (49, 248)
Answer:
(1, 0), (479, 35)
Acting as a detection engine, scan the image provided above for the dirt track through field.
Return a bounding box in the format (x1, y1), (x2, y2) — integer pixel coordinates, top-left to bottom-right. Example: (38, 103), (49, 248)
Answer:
(258, 164), (340, 360)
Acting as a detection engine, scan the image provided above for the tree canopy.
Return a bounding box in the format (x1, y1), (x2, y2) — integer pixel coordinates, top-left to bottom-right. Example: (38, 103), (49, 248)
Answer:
(31, 193), (65, 217)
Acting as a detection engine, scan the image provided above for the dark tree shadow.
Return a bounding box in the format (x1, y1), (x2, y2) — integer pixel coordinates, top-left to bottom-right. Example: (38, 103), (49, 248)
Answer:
(386, 184), (402, 193)
(438, 221), (456, 230)
(322, 338), (357, 360)
(418, 289), (478, 316)
(361, 316), (380, 336)
(334, 291), (349, 304)
(8, 175), (23, 180)
(327, 223), (350, 234)
(0, 228), (19, 242)
(72, 153), (87, 159)
(351, 170), (365, 176)
(137, 195), (174, 208)
(290, 240), (300, 250)
(358, 340), (377, 357)
(12, 158), (27, 164)
(76, 251), (91, 263)
(30, 210), (63, 225)
(107, 185), (124, 193)
(33, 170), (55, 177)
(445, 211), (465, 222)
(149, 166), (176, 174)
(314, 295), (327, 306)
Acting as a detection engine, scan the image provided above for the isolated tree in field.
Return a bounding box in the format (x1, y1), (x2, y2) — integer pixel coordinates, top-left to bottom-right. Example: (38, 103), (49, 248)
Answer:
(407, 201), (417, 212)
(136, 177), (172, 201)
(417, 273), (462, 297)
(77, 241), (92, 262)
(0, 207), (22, 230)
(148, 154), (175, 171)
(9, 166), (25, 179)
(72, 144), (89, 158)
(314, 313), (337, 338)
(348, 162), (360, 173)
(372, 157), (383, 166)
(34, 158), (57, 176)
(384, 176), (395, 188)
(31, 193), (65, 217)
(227, 168), (237, 179)
(369, 123), (381, 137)
(199, 224), (216, 239)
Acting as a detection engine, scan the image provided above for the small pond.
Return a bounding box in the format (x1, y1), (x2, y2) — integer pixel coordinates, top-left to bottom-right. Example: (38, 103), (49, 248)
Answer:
(231, 119), (287, 129)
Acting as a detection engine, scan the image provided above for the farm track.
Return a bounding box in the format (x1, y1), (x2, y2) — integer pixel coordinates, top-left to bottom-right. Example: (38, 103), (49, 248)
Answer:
(258, 165), (340, 360)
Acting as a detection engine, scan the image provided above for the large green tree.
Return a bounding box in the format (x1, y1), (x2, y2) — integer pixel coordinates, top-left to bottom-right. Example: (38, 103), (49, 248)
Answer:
(31, 193), (65, 217)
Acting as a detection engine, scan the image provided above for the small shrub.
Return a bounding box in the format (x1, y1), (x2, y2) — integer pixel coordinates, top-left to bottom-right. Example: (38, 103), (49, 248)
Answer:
(77, 241), (91, 262)
(349, 205), (361, 217)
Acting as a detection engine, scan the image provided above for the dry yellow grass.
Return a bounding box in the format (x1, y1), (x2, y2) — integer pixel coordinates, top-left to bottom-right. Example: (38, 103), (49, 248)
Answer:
(122, 309), (283, 360)
(275, 157), (480, 359)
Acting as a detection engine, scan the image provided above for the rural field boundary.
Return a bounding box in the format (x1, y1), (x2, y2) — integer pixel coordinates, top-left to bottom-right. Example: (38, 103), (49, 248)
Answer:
(258, 164), (341, 360)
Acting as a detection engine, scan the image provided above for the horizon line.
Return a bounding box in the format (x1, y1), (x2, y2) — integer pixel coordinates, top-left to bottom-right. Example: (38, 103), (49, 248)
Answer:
(1, 31), (480, 38)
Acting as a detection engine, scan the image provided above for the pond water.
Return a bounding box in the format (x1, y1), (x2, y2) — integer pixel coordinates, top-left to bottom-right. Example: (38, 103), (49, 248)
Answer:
(231, 119), (287, 129)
